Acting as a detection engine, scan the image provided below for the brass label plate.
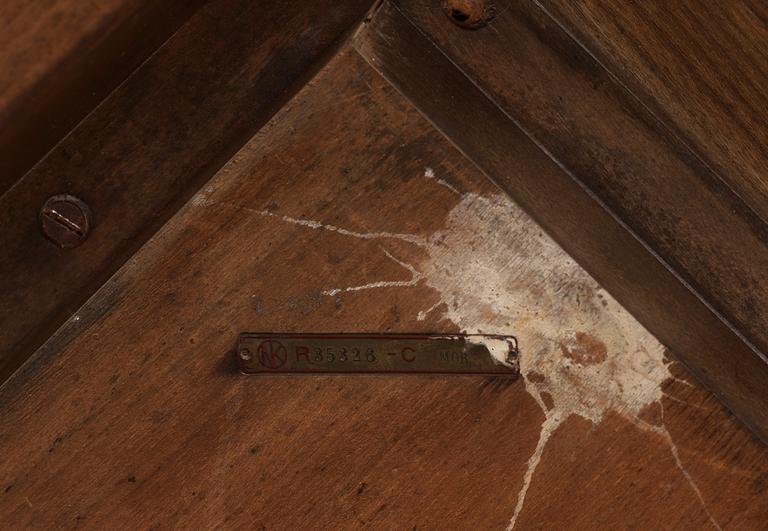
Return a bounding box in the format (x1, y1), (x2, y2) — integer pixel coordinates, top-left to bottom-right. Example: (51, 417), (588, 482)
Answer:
(237, 333), (519, 376)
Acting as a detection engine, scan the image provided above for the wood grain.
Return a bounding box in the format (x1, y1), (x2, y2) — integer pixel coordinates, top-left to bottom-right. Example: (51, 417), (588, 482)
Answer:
(0, 46), (765, 530)
(0, 0), (372, 383)
(0, 0), (203, 195)
(542, 0), (768, 225)
(384, 0), (768, 442)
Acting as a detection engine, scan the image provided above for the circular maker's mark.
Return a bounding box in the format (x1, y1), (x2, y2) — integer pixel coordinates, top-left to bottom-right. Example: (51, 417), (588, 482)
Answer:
(257, 340), (287, 369)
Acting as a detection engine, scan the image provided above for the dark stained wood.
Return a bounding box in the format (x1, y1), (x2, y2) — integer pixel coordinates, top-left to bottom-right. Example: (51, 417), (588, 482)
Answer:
(0, 48), (766, 529)
(0, 0), (373, 383)
(371, 0), (768, 442)
(542, 0), (768, 226)
(0, 0), (204, 195)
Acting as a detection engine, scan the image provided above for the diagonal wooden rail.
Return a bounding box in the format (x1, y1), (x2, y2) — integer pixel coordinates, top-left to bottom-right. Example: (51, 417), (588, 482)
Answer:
(0, 0), (374, 383)
(354, 0), (768, 443)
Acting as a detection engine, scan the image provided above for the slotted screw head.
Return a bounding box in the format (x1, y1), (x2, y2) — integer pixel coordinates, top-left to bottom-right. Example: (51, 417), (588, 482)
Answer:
(39, 194), (92, 249)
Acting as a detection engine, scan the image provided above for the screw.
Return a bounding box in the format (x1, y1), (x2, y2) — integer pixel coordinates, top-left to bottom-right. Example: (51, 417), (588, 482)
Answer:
(442, 0), (496, 29)
(239, 348), (252, 361)
(39, 195), (92, 249)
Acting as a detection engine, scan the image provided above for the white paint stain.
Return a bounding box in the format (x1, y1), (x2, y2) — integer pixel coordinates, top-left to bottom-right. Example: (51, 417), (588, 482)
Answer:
(203, 200), (428, 247)
(198, 167), (719, 529)
(424, 167), (462, 195)
(321, 248), (423, 296)
(417, 191), (719, 530)
(416, 300), (442, 322)
(425, 192), (671, 426)
(466, 335), (518, 368)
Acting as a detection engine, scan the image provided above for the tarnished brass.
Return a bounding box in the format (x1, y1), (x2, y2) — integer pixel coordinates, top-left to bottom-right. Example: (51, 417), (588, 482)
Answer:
(237, 333), (519, 376)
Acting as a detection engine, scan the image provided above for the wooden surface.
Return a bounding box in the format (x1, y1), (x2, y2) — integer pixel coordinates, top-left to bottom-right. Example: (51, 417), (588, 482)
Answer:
(543, 0), (768, 225)
(1, 45), (766, 530)
(0, 0), (202, 194)
(0, 0), (372, 383)
(384, 0), (768, 442)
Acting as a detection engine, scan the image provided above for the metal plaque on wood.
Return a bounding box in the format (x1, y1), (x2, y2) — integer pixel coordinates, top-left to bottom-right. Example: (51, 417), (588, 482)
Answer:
(237, 333), (519, 376)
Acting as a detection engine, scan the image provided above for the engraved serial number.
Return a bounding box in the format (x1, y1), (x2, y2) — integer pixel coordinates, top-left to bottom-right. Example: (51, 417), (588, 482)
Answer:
(291, 345), (425, 364)
(292, 345), (469, 366)
(294, 346), (398, 364)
